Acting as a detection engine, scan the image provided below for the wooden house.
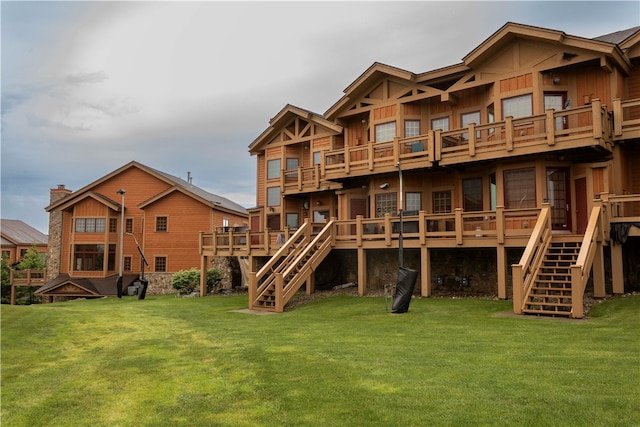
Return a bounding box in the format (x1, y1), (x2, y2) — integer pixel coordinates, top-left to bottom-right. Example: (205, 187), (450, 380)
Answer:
(201, 22), (640, 316)
(1, 219), (48, 266)
(38, 161), (248, 300)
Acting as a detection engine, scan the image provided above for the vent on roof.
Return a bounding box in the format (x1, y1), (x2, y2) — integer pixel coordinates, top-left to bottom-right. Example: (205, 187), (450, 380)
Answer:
(562, 52), (578, 61)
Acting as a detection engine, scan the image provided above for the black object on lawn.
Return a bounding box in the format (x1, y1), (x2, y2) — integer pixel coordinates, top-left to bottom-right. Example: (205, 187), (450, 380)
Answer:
(137, 279), (149, 300)
(391, 267), (418, 313)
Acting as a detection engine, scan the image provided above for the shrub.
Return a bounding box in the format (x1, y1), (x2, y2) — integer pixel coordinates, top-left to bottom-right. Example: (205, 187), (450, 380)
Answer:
(171, 268), (224, 294)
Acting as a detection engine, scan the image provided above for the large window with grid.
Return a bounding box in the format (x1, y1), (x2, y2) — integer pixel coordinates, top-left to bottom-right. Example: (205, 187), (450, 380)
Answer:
(375, 193), (397, 218)
(463, 178), (483, 211)
(404, 120), (420, 137)
(375, 122), (396, 143)
(109, 218), (117, 233)
(504, 168), (536, 209)
(75, 218), (106, 233)
(405, 192), (421, 213)
(267, 159), (281, 180)
(431, 116), (450, 131)
(433, 191), (452, 214)
(125, 218), (133, 233)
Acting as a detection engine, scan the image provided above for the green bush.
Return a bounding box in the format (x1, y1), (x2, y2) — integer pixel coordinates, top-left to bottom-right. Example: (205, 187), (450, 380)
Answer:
(171, 268), (224, 294)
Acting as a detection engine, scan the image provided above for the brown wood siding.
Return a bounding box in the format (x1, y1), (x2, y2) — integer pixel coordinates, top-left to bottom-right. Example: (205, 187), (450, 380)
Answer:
(500, 73), (533, 92)
(575, 67), (611, 107)
(257, 155), (265, 207)
(592, 168), (605, 195)
(373, 105), (397, 120)
(312, 136), (330, 149)
(143, 191), (211, 272)
(404, 103), (421, 116)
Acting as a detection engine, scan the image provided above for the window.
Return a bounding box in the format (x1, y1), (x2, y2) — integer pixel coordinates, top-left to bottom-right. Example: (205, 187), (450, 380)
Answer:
(267, 187), (281, 206)
(463, 178), (483, 211)
(75, 218), (106, 233)
(313, 210), (329, 222)
(461, 111), (481, 140)
(286, 213), (299, 229)
(313, 151), (322, 166)
(286, 158), (299, 179)
(375, 193), (397, 218)
(404, 120), (420, 137)
(504, 168), (536, 209)
(433, 191), (452, 214)
(222, 218), (229, 228)
(109, 218), (117, 233)
(155, 257), (167, 272)
(156, 216), (168, 232)
(74, 244), (113, 271)
(267, 159), (281, 180)
(431, 116), (449, 131)
(267, 214), (280, 231)
(490, 173), (497, 211)
(406, 192), (421, 213)
(20, 248), (28, 258)
(125, 218), (133, 233)
(124, 256), (132, 272)
(488, 104), (495, 134)
(502, 94), (533, 119)
(375, 122), (396, 143)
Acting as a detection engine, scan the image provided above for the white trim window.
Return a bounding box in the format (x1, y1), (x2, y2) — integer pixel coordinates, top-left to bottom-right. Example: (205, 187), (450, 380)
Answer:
(502, 94), (533, 119)
(267, 159), (281, 180)
(431, 116), (449, 131)
(375, 122), (396, 143)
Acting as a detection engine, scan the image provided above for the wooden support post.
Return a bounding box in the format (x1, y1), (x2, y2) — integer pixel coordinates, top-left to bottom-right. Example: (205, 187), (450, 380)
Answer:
(611, 243), (624, 294)
(421, 247), (431, 297)
(505, 116), (514, 151)
(592, 243), (605, 298)
(248, 271), (256, 309)
(512, 264), (523, 314)
(612, 99), (622, 136)
(546, 109), (556, 145)
(357, 247), (366, 296)
(497, 245), (507, 299)
(307, 272), (315, 295)
(496, 206), (505, 244)
(455, 208), (463, 245)
(200, 255), (207, 297)
(11, 284), (16, 305)
(434, 130), (442, 161)
(571, 266), (584, 319)
(275, 273), (284, 313)
(591, 99), (602, 139)
(468, 123), (476, 157)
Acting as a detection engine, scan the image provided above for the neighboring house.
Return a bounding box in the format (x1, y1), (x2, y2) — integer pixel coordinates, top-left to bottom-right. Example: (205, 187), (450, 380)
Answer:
(1, 219), (48, 266)
(37, 161), (248, 301)
(202, 22), (640, 316)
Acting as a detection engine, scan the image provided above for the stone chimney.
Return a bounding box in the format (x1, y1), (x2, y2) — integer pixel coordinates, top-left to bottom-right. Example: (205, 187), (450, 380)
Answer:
(47, 185), (72, 280)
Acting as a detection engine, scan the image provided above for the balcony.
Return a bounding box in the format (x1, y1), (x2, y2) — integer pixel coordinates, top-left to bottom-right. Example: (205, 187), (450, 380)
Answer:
(613, 98), (640, 141)
(320, 100), (614, 181)
(201, 207), (543, 257)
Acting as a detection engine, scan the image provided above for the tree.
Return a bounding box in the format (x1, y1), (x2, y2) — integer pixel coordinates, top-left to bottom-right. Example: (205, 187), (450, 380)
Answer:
(172, 268), (224, 295)
(16, 244), (47, 270)
(10, 244), (47, 305)
(1, 254), (11, 304)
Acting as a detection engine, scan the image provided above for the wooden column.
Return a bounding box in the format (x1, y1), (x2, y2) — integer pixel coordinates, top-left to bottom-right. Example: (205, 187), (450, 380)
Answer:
(420, 247), (431, 297)
(497, 245), (507, 299)
(200, 255), (207, 297)
(357, 247), (366, 296)
(611, 243), (624, 294)
(592, 243), (605, 298)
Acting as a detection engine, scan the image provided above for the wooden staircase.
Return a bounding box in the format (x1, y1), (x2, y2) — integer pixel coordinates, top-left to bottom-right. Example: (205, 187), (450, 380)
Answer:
(250, 220), (334, 312)
(522, 236), (581, 317)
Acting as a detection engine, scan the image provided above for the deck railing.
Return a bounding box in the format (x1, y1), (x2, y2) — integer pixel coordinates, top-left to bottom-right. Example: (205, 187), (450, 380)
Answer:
(9, 269), (47, 305)
(315, 101), (613, 183)
(570, 205), (604, 318)
(612, 98), (640, 139)
(511, 204), (552, 315)
(202, 206), (542, 256)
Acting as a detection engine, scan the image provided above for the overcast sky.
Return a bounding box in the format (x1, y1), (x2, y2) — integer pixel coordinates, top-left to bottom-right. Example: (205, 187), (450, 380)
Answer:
(2, 1), (639, 233)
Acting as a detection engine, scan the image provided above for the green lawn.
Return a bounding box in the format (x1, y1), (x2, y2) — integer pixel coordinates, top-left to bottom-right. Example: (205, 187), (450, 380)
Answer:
(2, 293), (639, 426)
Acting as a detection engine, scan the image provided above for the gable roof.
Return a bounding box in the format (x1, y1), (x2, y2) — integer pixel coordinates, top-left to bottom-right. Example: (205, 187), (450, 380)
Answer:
(0, 219), (48, 246)
(249, 104), (343, 153)
(35, 273), (139, 297)
(45, 161), (247, 217)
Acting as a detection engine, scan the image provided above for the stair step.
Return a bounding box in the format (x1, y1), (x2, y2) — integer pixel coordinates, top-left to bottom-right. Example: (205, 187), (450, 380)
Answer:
(522, 308), (572, 317)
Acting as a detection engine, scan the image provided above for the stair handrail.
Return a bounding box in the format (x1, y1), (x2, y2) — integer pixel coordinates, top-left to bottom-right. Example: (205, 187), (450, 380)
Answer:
(280, 220), (335, 302)
(512, 204), (552, 314)
(570, 204), (603, 318)
(251, 221), (312, 306)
